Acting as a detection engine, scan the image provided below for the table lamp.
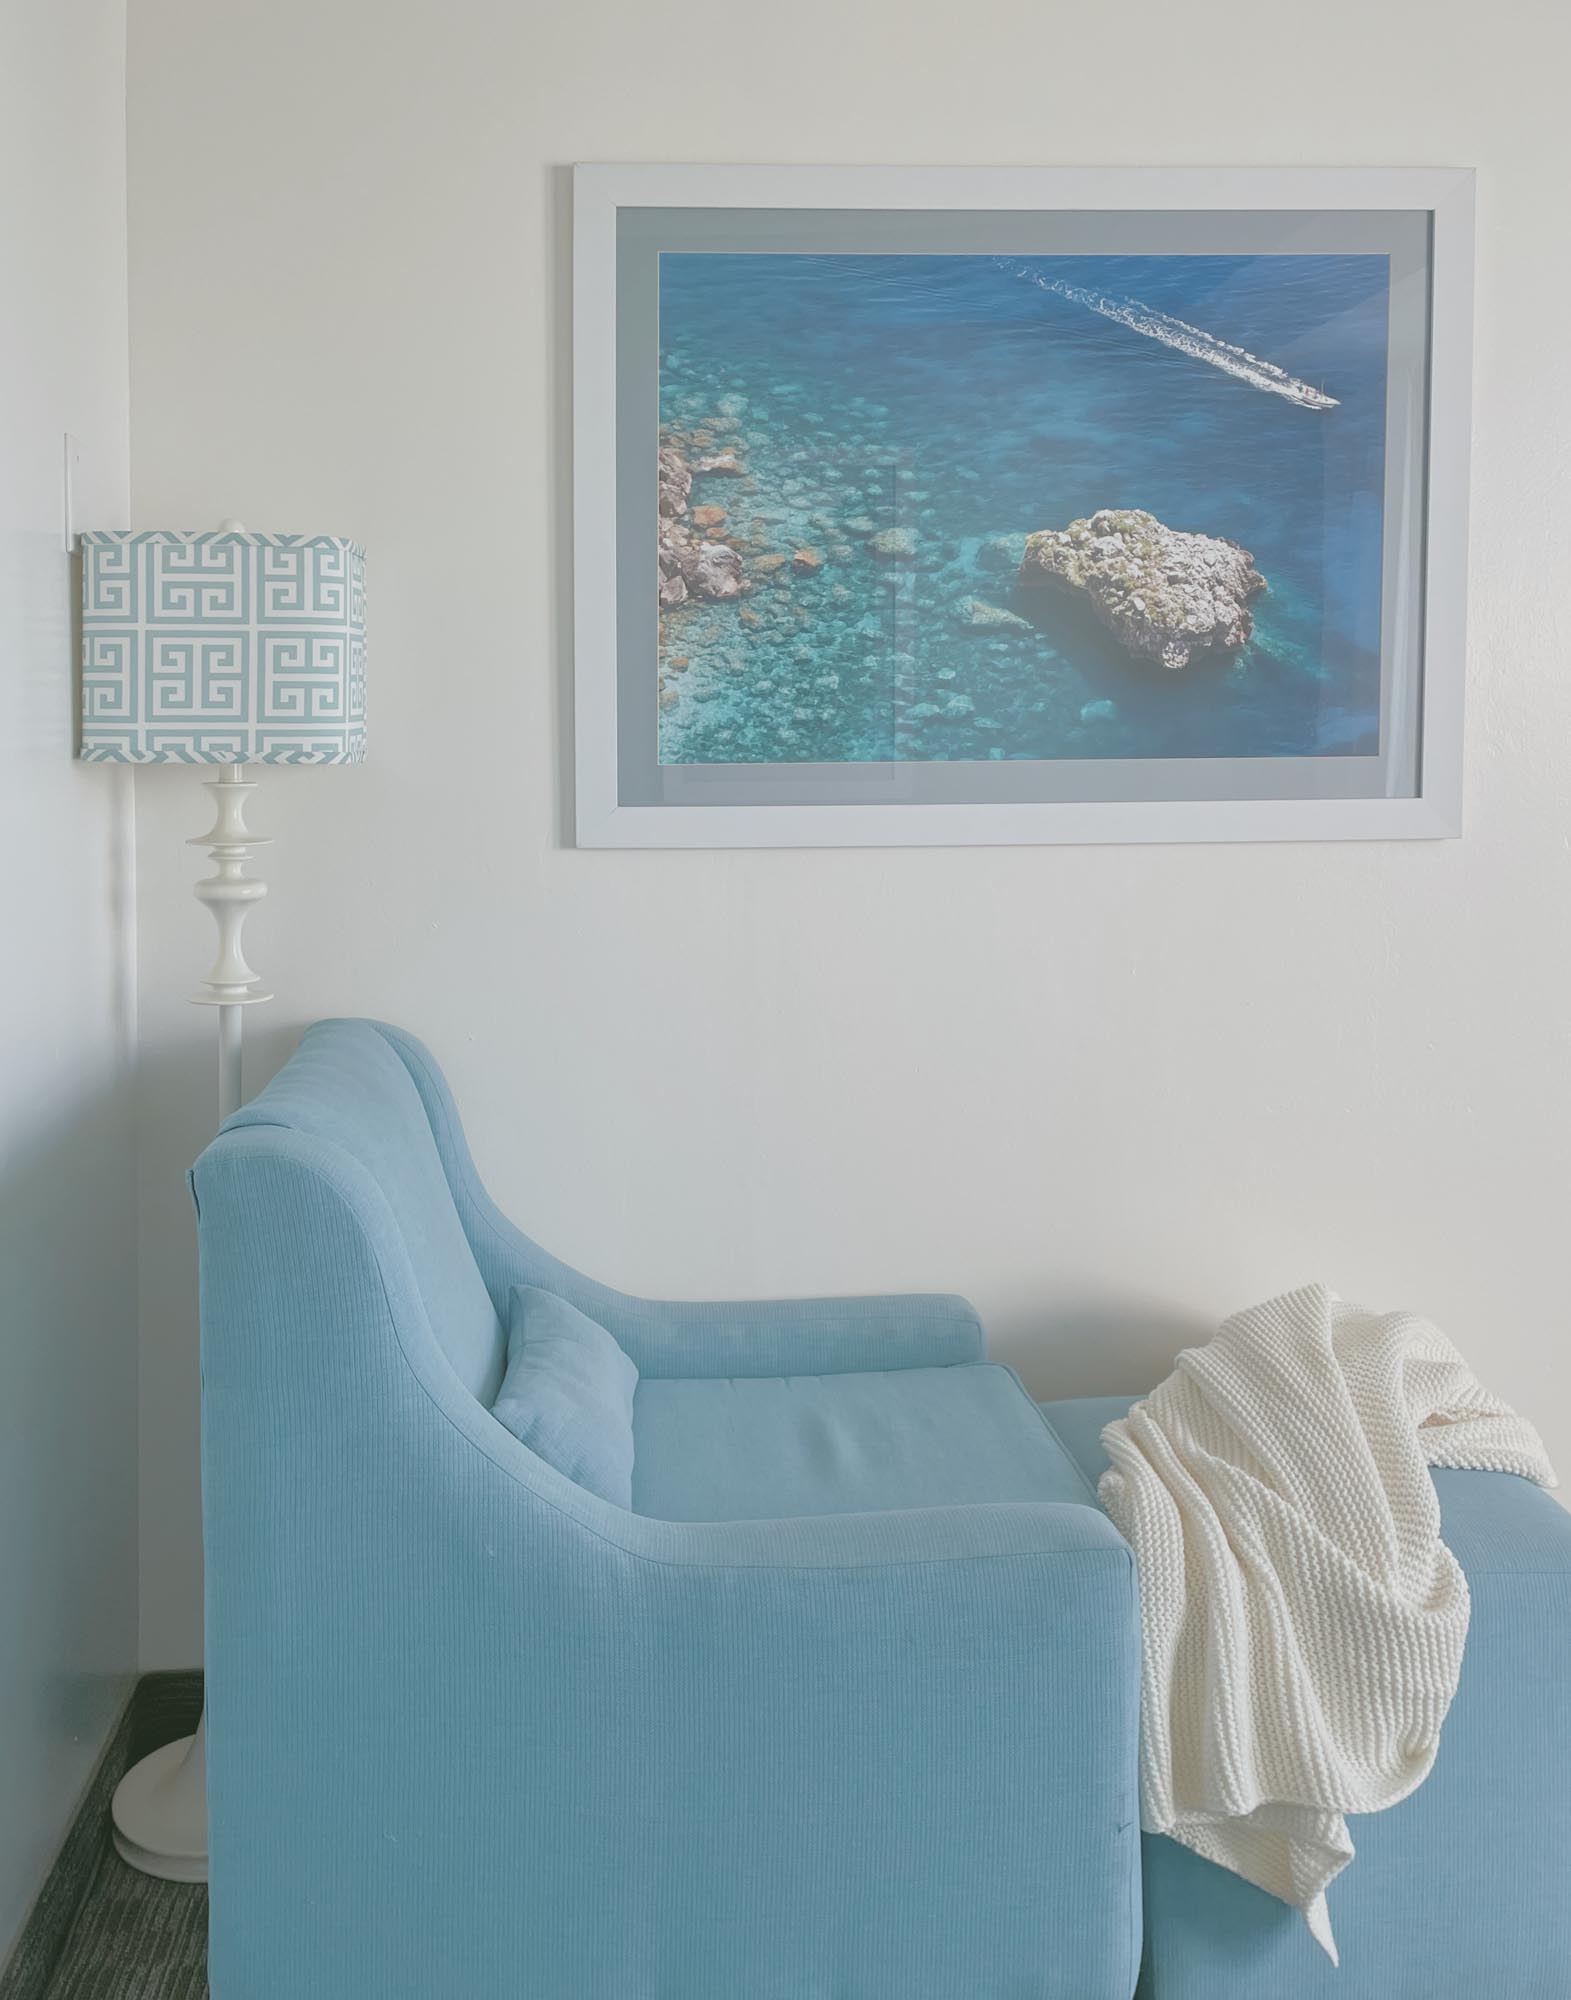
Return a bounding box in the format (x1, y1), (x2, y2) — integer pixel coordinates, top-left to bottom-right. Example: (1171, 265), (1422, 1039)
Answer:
(79, 522), (366, 1878)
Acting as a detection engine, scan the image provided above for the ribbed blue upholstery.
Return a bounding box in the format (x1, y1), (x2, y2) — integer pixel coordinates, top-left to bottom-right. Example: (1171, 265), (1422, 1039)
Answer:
(197, 1023), (1144, 1999)
(1041, 1394), (1571, 2000)
(226, 1020), (506, 1404)
(634, 1364), (1097, 1521)
(493, 1287), (639, 1507)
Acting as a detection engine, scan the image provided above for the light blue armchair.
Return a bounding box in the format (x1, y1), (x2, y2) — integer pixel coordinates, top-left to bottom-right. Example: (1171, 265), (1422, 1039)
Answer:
(195, 1020), (1142, 1999)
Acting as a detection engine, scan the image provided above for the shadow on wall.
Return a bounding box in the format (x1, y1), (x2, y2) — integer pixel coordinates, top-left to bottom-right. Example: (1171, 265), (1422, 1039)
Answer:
(0, 1073), (140, 1946)
(990, 1295), (1209, 1405)
(548, 161), (575, 847)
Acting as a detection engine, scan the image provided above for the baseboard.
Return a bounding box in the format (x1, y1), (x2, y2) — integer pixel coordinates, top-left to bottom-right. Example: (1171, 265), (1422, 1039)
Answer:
(0, 1672), (203, 2000)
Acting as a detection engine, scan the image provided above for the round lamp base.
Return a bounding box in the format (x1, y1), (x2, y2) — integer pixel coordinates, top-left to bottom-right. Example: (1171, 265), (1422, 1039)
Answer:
(110, 1727), (208, 1883)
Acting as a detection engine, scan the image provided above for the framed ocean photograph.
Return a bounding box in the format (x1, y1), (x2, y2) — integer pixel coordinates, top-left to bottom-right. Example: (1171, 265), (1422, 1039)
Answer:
(572, 165), (1473, 847)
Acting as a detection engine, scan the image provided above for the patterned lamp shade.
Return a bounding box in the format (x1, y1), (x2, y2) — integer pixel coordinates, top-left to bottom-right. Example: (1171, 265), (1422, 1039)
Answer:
(79, 529), (366, 763)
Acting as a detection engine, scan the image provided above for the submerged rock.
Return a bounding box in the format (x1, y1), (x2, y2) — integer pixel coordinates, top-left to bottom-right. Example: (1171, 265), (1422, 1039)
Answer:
(869, 526), (919, 560)
(1018, 508), (1266, 670)
(693, 450), (745, 475)
(950, 596), (1030, 634)
(975, 533), (1028, 575)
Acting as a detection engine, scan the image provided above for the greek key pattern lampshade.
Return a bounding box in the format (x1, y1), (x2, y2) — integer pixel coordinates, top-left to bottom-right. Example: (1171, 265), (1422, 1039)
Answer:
(79, 530), (366, 763)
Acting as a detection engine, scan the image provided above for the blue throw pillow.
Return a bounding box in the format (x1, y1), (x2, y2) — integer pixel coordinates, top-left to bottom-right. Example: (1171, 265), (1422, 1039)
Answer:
(490, 1287), (638, 1508)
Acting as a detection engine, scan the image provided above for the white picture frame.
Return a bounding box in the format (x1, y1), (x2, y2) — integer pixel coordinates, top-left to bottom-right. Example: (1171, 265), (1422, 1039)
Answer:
(573, 164), (1473, 849)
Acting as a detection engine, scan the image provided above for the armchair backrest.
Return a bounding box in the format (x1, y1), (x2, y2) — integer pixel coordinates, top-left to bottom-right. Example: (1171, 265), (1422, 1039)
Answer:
(223, 1019), (507, 1405)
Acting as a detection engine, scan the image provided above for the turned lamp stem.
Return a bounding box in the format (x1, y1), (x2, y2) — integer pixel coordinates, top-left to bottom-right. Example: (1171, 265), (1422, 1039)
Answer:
(189, 762), (273, 1123)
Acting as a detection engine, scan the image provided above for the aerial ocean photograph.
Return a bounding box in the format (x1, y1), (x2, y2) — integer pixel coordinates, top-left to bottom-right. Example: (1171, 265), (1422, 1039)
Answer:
(655, 250), (1392, 766)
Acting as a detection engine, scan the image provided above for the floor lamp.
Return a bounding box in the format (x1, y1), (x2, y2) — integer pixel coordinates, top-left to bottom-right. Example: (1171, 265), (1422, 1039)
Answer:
(80, 524), (367, 1880)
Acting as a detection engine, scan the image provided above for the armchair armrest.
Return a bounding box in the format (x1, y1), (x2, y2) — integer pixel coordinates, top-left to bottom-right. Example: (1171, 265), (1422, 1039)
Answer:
(538, 1287), (984, 1377)
(1431, 1467), (1571, 1574)
(377, 1020), (984, 1376)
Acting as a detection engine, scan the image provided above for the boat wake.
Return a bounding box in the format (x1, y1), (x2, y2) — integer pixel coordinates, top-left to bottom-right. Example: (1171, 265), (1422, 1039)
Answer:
(998, 261), (1338, 411)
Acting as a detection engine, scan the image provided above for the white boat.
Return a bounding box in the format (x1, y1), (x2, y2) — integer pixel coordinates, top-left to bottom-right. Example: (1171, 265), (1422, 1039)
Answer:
(1001, 262), (1340, 411)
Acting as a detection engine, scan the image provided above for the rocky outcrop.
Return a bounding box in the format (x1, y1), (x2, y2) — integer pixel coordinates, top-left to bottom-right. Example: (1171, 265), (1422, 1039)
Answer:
(1018, 508), (1265, 670)
(658, 445), (691, 519)
(659, 524), (744, 607)
(658, 442), (749, 608)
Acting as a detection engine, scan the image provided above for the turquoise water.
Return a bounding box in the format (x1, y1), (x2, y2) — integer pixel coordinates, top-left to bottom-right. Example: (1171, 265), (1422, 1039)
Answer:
(656, 253), (1390, 766)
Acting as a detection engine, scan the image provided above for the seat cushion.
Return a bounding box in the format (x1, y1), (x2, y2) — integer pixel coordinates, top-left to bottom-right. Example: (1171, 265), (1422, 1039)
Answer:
(1036, 1393), (1137, 1494)
(633, 1362), (1098, 1521)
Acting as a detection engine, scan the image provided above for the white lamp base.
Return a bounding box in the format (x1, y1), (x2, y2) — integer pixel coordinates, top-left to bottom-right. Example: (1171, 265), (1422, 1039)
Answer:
(114, 760), (273, 1881)
(110, 1718), (208, 1882)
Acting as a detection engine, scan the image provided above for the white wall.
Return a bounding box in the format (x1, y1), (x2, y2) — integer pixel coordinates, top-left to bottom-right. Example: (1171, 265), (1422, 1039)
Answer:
(127, 0), (1571, 1668)
(0, 0), (138, 1951)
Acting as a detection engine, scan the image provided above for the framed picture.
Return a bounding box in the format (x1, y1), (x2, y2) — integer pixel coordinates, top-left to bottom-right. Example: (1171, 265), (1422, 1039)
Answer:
(573, 165), (1473, 848)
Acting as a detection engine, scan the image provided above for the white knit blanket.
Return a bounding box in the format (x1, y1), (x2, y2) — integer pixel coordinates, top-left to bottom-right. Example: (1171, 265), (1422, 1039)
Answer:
(1099, 1284), (1555, 1961)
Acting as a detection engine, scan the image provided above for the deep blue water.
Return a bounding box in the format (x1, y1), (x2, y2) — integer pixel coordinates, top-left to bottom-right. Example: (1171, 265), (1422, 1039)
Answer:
(657, 252), (1390, 765)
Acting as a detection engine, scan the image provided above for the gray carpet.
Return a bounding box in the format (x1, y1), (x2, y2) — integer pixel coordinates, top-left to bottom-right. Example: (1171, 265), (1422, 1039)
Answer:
(40, 1862), (205, 2000)
(1, 1675), (208, 2000)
